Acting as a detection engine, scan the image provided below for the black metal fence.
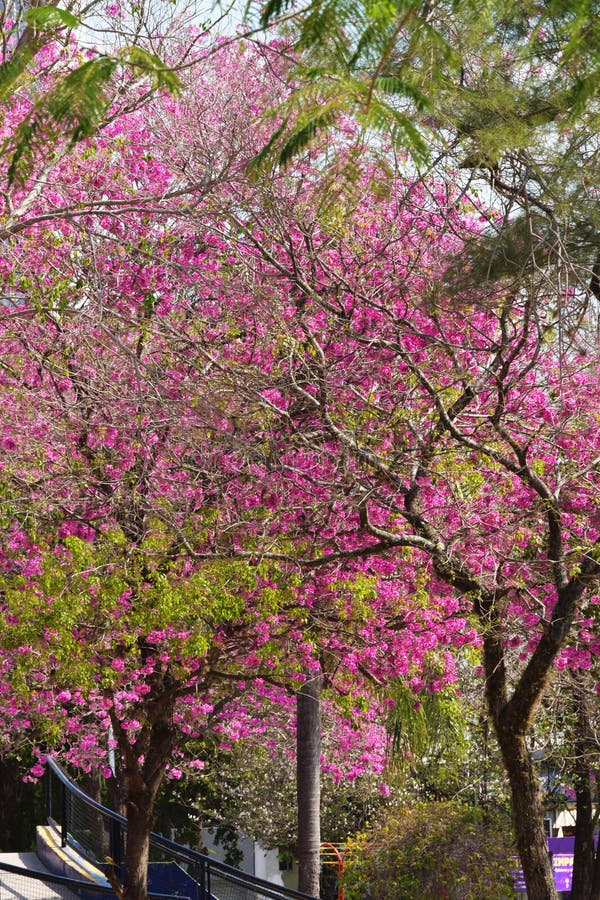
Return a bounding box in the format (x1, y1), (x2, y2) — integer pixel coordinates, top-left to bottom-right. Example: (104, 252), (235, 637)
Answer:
(0, 859), (184, 900)
(45, 758), (316, 900)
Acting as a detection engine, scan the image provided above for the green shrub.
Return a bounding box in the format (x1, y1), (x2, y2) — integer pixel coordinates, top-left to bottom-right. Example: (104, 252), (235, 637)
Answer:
(343, 800), (516, 900)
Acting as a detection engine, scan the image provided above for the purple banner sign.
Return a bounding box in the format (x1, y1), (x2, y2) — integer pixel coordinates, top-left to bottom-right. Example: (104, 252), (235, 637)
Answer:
(549, 837), (574, 893)
(514, 837), (574, 893)
(515, 836), (598, 893)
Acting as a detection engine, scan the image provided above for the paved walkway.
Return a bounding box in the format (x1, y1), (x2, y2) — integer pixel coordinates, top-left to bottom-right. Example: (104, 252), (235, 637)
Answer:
(0, 853), (78, 899)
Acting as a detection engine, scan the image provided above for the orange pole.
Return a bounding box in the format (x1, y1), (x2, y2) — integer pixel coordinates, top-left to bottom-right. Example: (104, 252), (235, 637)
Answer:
(320, 843), (346, 900)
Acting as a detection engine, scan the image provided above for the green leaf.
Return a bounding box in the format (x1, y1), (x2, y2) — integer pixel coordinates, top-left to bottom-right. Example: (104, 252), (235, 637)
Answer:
(248, 120), (288, 172)
(119, 47), (183, 93)
(258, 0), (288, 28)
(0, 8), (79, 107)
(26, 6), (80, 30)
(0, 46), (37, 103)
(5, 48), (181, 186)
(279, 107), (339, 165)
(6, 55), (118, 184)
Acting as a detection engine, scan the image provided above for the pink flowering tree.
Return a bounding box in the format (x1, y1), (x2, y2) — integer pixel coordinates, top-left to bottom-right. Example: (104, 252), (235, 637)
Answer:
(0, 41), (455, 900)
(193, 168), (600, 900)
(0, 42), (280, 900)
(4, 23), (599, 900)
(0, 281), (433, 899)
(0, 217), (313, 893)
(0, 0), (209, 195)
(159, 684), (393, 851)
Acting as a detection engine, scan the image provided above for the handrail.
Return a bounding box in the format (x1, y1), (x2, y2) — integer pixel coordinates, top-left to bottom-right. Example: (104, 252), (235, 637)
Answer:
(0, 860), (188, 899)
(46, 756), (318, 900)
(47, 756), (128, 826)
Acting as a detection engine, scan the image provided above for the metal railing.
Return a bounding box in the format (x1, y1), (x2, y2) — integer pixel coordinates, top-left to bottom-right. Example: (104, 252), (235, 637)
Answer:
(0, 859), (186, 900)
(45, 758), (317, 900)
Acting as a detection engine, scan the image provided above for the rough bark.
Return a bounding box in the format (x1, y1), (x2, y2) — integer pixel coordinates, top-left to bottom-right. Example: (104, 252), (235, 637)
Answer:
(481, 622), (558, 900)
(111, 693), (176, 900)
(296, 671), (322, 898)
(495, 726), (557, 900)
(572, 763), (593, 900)
(591, 830), (600, 900)
(122, 796), (154, 900)
(568, 680), (600, 900)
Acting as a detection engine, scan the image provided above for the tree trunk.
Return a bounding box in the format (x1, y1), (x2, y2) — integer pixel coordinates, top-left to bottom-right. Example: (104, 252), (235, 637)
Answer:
(297, 671), (322, 898)
(571, 761), (593, 899)
(110, 696), (176, 900)
(589, 769), (600, 900)
(569, 680), (600, 900)
(478, 602), (562, 900)
(591, 833), (600, 900)
(122, 794), (153, 900)
(496, 727), (557, 900)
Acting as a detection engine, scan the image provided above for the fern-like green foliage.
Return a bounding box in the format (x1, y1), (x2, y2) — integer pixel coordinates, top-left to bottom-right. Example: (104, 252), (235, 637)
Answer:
(5, 47), (182, 186)
(441, 216), (547, 292)
(386, 681), (467, 765)
(0, 3), (182, 187)
(252, 0), (600, 336)
(252, 0), (459, 167)
(253, 0), (600, 173)
(0, 7), (79, 104)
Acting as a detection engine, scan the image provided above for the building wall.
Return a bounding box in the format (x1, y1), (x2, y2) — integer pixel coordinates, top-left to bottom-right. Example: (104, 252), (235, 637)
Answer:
(202, 828), (295, 888)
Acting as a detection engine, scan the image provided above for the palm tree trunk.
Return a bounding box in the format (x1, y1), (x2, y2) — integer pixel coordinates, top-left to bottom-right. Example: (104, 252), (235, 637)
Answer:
(296, 671), (322, 898)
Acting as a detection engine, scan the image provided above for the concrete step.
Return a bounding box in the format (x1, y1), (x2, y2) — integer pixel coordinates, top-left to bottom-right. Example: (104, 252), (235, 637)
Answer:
(36, 825), (111, 886)
(0, 852), (79, 898)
